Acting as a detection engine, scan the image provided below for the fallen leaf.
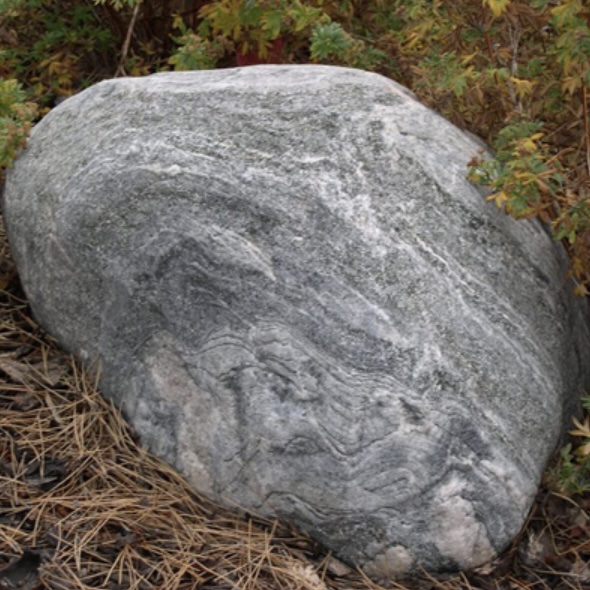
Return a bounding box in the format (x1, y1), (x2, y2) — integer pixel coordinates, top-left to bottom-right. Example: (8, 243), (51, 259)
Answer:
(0, 358), (34, 385)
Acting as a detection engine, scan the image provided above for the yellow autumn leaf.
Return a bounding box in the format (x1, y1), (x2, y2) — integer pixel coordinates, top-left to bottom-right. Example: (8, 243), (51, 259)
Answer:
(484, 0), (511, 18)
(461, 51), (479, 65)
(572, 257), (585, 278)
(512, 170), (535, 181)
(486, 190), (508, 208)
(495, 47), (512, 62)
(405, 32), (422, 50)
(562, 76), (581, 95)
(514, 136), (540, 154)
(510, 77), (535, 99)
(570, 415), (590, 439)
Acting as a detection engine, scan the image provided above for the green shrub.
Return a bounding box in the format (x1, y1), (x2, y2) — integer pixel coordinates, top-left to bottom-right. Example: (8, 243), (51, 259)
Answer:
(168, 0), (388, 71)
(169, 16), (229, 71)
(547, 396), (590, 495)
(0, 78), (37, 170)
(0, 0), (118, 107)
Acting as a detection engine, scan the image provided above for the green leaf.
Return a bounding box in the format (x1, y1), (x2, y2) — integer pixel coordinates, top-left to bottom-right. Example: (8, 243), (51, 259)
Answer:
(261, 10), (283, 39)
(310, 22), (351, 61)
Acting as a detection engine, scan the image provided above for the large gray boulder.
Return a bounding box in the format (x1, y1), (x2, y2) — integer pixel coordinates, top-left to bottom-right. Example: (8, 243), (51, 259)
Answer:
(4, 65), (590, 579)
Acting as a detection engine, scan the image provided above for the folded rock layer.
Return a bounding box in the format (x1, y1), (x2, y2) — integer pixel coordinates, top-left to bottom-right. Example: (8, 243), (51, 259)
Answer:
(4, 65), (590, 579)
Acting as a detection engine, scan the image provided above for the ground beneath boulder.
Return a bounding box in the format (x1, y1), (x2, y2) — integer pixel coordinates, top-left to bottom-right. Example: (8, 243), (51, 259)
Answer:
(1, 214), (589, 589)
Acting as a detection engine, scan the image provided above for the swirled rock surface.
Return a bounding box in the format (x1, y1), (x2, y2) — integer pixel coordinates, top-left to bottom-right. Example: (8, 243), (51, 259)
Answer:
(4, 65), (590, 579)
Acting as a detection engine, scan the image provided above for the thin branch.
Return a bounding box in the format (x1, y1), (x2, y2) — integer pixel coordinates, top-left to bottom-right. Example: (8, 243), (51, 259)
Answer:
(507, 21), (523, 114)
(116, 1), (142, 77)
(583, 85), (590, 177)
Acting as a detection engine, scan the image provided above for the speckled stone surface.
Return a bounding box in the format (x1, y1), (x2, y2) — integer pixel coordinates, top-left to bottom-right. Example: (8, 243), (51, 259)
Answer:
(4, 65), (590, 578)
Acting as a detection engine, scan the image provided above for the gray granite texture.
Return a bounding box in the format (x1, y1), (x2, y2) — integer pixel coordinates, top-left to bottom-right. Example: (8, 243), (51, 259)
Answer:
(4, 65), (590, 579)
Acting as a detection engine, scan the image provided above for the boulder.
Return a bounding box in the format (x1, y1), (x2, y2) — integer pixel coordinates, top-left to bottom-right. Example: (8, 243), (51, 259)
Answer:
(4, 65), (590, 579)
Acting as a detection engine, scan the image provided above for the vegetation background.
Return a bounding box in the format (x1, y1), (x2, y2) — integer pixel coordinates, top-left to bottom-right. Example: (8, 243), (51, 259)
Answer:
(1, 0), (590, 588)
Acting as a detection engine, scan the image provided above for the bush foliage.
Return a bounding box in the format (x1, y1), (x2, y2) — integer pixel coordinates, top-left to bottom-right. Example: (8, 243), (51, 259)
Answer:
(1, 0), (590, 486)
(0, 78), (36, 169)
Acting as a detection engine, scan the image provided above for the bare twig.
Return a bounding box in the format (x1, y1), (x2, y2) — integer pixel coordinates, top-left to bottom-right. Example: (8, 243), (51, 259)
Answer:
(115, 1), (141, 77)
(507, 21), (523, 114)
(582, 85), (590, 176)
